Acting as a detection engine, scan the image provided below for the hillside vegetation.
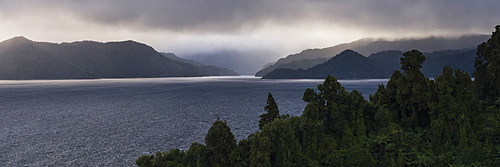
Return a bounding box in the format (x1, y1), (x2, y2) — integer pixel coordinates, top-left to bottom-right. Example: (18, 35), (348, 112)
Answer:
(136, 26), (500, 166)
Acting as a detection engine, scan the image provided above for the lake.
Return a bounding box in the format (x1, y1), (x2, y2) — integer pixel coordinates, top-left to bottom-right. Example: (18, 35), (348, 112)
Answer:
(0, 76), (387, 166)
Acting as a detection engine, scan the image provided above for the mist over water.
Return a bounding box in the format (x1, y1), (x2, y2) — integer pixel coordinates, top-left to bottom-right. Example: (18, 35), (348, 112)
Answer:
(0, 76), (386, 166)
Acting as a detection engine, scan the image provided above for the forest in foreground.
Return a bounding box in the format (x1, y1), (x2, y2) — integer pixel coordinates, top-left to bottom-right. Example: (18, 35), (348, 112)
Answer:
(136, 26), (500, 167)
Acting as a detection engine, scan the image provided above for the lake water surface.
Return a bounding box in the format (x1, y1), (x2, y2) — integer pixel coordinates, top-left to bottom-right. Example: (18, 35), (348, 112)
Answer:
(0, 76), (387, 166)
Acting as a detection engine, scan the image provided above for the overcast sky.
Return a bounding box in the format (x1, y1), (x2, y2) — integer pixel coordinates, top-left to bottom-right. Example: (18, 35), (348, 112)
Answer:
(1, 0), (499, 74)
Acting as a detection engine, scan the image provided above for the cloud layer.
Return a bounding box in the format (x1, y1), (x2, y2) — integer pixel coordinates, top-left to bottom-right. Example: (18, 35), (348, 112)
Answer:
(2, 0), (499, 35)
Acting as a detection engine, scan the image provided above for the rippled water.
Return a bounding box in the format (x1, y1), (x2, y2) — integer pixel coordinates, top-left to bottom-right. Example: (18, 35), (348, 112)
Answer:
(0, 76), (387, 166)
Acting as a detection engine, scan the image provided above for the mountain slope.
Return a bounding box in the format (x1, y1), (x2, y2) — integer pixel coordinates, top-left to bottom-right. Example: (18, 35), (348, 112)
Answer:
(262, 50), (383, 79)
(256, 35), (488, 77)
(262, 48), (477, 79)
(422, 49), (477, 77)
(0, 36), (238, 79)
(0, 38), (89, 79)
(366, 50), (403, 77)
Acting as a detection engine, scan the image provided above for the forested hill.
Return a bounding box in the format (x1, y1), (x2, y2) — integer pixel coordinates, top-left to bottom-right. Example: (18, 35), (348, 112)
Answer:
(256, 35), (488, 77)
(262, 48), (477, 79)
(0, 36), (238, 79)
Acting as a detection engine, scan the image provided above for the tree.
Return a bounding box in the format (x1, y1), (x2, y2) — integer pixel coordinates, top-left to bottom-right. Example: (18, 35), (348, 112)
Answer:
(394, 50), (432, 129)
(400, 50), (426, 73)
(300, 75), (370, 165)
(475, 25), (500, 103)
(259, 92), (280, 129)
(205, 119), (237, 167)
(369, 50), (435, 165)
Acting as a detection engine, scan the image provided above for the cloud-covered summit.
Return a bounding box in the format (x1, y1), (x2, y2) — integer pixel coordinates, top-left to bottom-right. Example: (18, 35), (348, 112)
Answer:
(1, 0), (499, 74)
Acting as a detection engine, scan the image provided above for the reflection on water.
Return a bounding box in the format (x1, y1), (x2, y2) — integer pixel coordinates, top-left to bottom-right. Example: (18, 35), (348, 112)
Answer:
(0, 76), (386, 166)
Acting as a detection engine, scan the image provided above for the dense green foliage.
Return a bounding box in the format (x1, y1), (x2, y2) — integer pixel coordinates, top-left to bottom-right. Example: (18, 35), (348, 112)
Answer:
(475, 25), (500, 103)
(137, 27), (500, 167)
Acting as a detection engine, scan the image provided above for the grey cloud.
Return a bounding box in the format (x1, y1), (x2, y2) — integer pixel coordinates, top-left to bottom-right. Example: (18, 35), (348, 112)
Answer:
(307, 0), (500, 34)
(36, 0), (307, 34)
(2, 0), (497, 35)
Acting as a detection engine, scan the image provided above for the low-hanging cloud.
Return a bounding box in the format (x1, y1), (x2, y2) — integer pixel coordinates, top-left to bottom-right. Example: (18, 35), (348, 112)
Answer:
(1, 0), (499, 35)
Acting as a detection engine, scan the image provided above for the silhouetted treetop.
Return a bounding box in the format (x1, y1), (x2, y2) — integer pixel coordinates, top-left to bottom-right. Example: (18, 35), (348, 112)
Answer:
(259, 92), (280, 130)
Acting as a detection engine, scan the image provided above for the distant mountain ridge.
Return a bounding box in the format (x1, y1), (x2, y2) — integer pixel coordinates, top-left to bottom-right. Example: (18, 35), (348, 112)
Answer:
(256, 35), (488, 77)
(0, 36), (238, 79)
(161, 53), (239, 76)
(262, 48), (477, 79)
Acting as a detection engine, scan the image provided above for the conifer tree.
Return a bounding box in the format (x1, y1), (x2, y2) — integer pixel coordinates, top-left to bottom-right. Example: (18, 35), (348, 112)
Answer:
(259, 92), (280, 129)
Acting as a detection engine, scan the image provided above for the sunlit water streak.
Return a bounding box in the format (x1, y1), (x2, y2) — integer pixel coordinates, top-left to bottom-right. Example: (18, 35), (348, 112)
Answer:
(0, 76), (387, 166)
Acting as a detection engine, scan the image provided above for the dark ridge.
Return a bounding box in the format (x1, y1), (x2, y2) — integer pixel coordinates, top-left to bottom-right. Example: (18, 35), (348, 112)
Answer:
(0, 37), (238, 79)
(262, 48), (478, 79)
(256, 35), (488, 77)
